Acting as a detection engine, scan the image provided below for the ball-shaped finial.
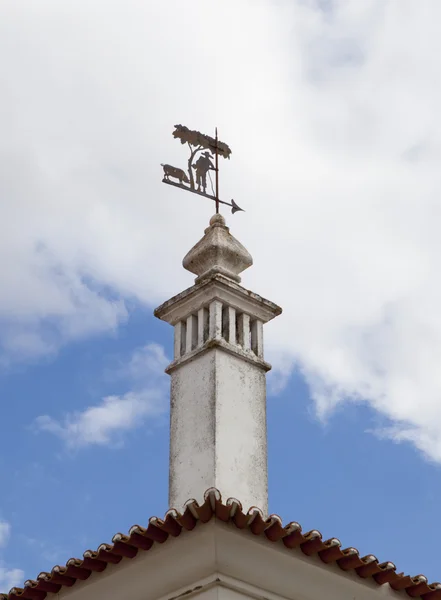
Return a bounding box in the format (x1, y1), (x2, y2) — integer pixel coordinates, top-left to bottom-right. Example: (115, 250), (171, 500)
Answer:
(209, 213), (226, 227)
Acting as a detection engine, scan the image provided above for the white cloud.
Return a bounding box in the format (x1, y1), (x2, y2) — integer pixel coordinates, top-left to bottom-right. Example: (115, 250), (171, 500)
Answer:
(120, 343), (169, 382)
(3, 0), (441, 461)
(0, 521), (23, 593)
(0, 522), (10, 549)
(35, 390), (163, 449)
(0, 567), (24, 593)
(35, 344), (169, 449)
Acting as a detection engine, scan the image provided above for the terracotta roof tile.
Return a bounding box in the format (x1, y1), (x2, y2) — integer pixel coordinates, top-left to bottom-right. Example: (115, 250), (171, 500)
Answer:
(2, 488), (438, 600)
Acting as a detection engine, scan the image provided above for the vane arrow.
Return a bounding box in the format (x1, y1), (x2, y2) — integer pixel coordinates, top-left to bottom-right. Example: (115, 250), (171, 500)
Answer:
(230, 199), (244, 214)
(162, 178), (245, 214)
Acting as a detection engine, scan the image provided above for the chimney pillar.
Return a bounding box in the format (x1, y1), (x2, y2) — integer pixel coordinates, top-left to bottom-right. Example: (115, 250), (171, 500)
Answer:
(154, 214), (282, 513)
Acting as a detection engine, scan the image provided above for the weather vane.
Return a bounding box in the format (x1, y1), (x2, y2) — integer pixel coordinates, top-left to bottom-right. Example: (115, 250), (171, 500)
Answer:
(161, 124), (244, 214)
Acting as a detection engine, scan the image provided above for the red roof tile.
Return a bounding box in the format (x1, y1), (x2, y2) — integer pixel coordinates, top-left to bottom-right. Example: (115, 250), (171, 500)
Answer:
(2, 489), (439, 600)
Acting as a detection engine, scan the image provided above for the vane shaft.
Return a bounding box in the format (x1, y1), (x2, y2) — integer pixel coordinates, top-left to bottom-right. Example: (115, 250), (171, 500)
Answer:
(215, 127), (219, 214)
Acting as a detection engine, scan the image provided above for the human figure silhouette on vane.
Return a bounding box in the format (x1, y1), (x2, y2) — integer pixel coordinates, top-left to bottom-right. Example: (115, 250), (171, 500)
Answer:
(193, 152), (215, 193)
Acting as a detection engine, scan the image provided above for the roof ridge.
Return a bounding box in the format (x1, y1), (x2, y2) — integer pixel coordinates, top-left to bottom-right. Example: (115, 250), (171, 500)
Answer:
(3, 489), (440, 600)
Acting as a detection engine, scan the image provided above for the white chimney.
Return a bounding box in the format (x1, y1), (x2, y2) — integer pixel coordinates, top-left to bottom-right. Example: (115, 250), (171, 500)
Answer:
(154, 214), (281, 514)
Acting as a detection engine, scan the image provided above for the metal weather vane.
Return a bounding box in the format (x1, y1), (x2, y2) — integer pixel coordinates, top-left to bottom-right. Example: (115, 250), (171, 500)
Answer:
(161, 124), (244, 214)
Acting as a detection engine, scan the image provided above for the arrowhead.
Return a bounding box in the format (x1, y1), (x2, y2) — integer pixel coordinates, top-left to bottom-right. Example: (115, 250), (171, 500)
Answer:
(230, 199), (244, 214)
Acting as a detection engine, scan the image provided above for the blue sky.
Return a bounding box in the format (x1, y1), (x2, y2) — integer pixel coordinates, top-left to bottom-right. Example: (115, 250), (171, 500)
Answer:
(2, 299), (441, 587)
(2, 0), (441, 593)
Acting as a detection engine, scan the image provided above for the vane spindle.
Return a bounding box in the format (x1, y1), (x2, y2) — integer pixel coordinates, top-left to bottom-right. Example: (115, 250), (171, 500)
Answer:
(215, 127), (219, 214)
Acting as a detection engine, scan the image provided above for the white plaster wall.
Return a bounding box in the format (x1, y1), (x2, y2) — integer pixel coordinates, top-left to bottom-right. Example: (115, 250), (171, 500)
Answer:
(169, 349), (216, 508)
(169, 347), (268, 513)
(191, 585), (274, 600)
(215, 350), (267, 510)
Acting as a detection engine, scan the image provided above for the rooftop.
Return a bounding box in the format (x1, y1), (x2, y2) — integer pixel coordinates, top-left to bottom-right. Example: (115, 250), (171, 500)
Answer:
(2, 489), (439, 600)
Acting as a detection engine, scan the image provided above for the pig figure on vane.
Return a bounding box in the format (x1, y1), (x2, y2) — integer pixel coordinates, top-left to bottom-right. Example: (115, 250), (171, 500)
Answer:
(161, 164), (190, 185)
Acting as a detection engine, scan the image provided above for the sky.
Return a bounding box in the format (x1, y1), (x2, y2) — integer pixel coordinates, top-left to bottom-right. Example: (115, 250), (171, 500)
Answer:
(1, 0), (441, 592)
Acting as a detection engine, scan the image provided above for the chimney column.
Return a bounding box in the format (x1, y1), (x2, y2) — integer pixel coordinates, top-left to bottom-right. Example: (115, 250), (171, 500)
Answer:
(154, 214), (281, 514)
